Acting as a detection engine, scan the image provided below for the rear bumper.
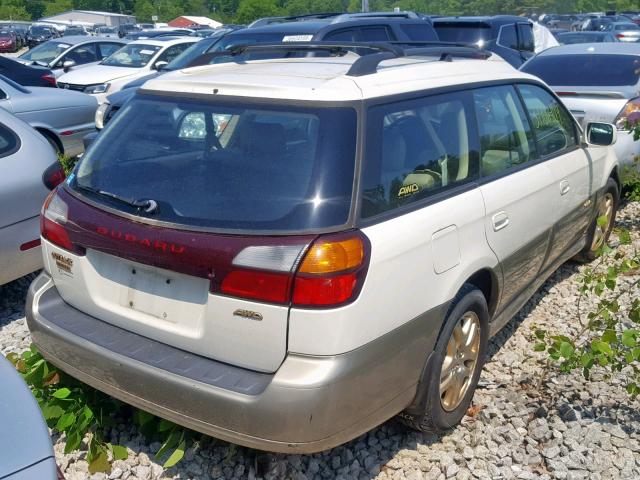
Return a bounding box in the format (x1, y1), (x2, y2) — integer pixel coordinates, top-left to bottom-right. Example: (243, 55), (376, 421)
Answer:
(0, 216), (42, 285)
(27, 272), (443, 453)
(58, 124), (95, 158)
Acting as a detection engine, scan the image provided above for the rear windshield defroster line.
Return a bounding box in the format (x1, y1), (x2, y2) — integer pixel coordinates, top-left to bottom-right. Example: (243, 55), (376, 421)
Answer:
(72, 95), (358, 233)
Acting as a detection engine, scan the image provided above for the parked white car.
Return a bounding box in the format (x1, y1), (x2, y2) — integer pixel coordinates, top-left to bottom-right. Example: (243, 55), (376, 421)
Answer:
(56, 37), (197, 103)
(28, 44), (621, 453)
(521, 42), (640, 165)
(17, 36), (126, 78)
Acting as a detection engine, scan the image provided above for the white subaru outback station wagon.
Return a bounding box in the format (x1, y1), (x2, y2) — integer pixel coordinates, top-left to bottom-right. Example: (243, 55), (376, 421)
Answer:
(27, 43), (621, 453)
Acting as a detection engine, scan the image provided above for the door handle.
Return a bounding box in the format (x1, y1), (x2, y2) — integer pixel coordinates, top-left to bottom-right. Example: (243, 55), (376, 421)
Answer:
(560, 180), (570, 196)
(492, 211), (509, 231)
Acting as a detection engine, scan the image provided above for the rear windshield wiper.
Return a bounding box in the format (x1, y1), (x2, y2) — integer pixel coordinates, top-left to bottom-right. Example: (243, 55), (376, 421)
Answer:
(75, 184), (158, 214)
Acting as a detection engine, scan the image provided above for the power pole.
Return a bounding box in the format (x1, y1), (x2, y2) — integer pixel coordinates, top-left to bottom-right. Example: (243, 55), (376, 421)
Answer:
(362, 0), (369, 13)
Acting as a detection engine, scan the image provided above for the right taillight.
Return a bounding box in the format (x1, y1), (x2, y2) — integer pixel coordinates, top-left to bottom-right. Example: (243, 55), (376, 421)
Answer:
(220, 232), (370, 308)
(615, 97), (640, 129)
(42, 162), (66, 190)
(42, 73), (57, 87)
(41, 189), (74, 251)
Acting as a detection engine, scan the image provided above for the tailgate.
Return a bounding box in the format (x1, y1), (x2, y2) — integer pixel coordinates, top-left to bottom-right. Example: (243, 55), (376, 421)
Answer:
(555, 92), (628, 128)
(45, 188), (314, 373)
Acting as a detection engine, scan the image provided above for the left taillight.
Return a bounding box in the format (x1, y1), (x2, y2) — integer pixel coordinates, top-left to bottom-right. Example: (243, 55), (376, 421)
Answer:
(292, 234), (368, 307)
(41, 189), (74, 251)
(220, 232), (370, 308)
(42, 162), (65, 190)
(42, 73), (57, 87)
(614, 96), (640, 129)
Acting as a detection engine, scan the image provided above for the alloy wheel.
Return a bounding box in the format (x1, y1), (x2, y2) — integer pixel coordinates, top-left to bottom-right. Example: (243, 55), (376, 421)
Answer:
(590, 192), (614, 251)
(439, 311), (481, 412)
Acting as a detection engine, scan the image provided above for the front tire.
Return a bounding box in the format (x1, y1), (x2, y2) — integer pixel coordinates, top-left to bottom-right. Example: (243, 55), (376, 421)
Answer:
(575, 178), (619, 263)
(400, 284), (489, 433)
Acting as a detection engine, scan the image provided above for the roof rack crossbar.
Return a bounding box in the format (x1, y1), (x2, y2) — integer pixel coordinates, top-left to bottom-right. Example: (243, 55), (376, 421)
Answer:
(346, 43), (491, 76)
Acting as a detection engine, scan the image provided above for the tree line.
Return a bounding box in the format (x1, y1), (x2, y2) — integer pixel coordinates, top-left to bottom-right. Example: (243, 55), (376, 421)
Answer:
(0, 0), (638, 26)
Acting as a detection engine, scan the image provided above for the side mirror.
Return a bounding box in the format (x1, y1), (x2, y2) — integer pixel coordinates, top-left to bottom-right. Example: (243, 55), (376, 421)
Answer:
(83, 131), (99, 151)
(153, 61), (168, 71)
(585, 122), (617, 147)
(62, 59), (76, 72)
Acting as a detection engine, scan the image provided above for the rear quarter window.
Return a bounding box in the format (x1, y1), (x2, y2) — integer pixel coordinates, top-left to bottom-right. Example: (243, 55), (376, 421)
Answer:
(0, 123), (19, 157)
(361, 91), (479, 218)
(400, 23), (439, 41)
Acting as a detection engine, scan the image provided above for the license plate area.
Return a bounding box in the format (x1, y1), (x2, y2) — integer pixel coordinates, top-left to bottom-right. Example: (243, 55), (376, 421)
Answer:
(117, 264), (207, 323)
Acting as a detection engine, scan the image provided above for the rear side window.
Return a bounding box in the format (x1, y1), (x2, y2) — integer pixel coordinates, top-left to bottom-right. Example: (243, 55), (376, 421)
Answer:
(324, 29), (357, 42)
(498, 24), (518, 49)
(98, 42), (122, 59)
(73, 97), (357, 232)
(65, 44), (98, 65)
(517, 84), (577, 157)
(521, 54), (640, 86)
(359, 26), (393, 41)
(400, 23), (438, 41)
(0, 123), (19, 157)
(517, 23), (535, 51)
(156, 44), (192, 64)
(473, 85), (536, 177)
(361, 91), (479, 218)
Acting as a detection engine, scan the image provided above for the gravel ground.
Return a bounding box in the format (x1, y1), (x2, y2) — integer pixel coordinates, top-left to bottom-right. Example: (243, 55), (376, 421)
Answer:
(1, 201), (639, 480)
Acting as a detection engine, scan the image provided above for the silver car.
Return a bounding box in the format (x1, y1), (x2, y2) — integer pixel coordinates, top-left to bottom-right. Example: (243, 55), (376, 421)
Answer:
(0, 75), (97, 158)
(521, 42), (640, 165)
(603, 22), (640, 42)
(0, 108), (60, 286)
(0, 356), (58, 479)
(17, 36), (126, 78)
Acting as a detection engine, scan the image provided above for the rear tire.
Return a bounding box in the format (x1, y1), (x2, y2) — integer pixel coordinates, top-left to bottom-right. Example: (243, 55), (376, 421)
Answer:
(575, 178), (619, 263)
(400, 284), (489, 433)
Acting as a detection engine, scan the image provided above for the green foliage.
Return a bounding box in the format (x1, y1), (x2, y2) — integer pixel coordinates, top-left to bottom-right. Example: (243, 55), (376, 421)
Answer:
(236, 0), (280, 23)
(8, 0), (640, 23)
(5, 346), (193, 473)
(533, 228), (640, 397)
(621, 163), (640, 202)
(0, 0), (31, 20)
(57, 153), (77, 176)
(44, 0), (74, 17)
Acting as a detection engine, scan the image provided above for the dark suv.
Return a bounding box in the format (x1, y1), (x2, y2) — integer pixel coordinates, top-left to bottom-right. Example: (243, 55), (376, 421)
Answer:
(95, 15), (439, 129)
(235, 12), (438, 45)
(433, 16), (535, 67)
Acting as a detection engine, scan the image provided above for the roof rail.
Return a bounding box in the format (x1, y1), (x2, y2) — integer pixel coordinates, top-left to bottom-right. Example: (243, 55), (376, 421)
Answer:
(248, 12), (342, 27)
(333, 11), (420, 21)
(184, 41), (490, 76)
(186, 42), (406, 68)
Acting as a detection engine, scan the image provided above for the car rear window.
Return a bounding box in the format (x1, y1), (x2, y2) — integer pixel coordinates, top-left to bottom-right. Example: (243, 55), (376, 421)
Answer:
(521, 54), (640, 86)
(72, 96), (357, 233)
(434, 22), (492, 44)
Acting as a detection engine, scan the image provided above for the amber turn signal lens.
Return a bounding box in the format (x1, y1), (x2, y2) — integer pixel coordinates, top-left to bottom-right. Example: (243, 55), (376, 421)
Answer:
(298, 237), (364, 274)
